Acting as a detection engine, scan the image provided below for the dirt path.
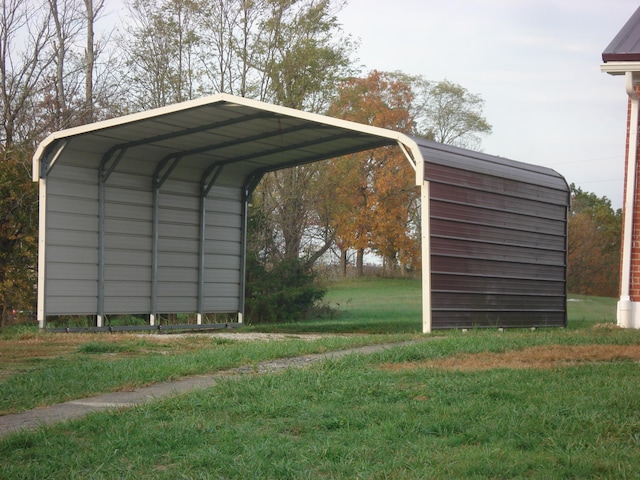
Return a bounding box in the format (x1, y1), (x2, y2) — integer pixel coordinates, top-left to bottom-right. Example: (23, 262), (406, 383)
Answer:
(0, 340), (418, 440)
(379, 343), (640, 372)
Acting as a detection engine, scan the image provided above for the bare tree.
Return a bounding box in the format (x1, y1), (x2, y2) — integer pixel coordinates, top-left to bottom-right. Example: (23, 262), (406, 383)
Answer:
(121, 0), (203, 109)
(83, 0), (105, 123)
(199, 0), (281, 98)
(248, 0), (355, 264)
(418, 79), (492, 150)
(0, 0), (55, 147)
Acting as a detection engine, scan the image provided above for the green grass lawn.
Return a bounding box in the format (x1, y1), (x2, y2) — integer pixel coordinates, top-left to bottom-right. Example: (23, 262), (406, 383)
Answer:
(2, 278), (638, 479)
(247, 277), (424, 334)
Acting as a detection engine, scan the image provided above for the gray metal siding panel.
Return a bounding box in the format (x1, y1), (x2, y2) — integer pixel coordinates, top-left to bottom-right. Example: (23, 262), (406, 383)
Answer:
(106, 298), (151, 315)
(155, 183), (200, 315)
(157, 297), (198, 312)
(48, 262), (97, 281)
(104, 220), (151, 239)
(48, 280), (98, 297)
(47, 211), (98, 232)
(203, 297), (240, 312)
(204, 240), (240, 255)
(47, 245), (97, 264)
(105, 265), (150, 282)
(157, 282), (199, 297)
(98, 175), (200, 314)
(159, 251), (199, 269)
(201, 283), (240, 298)
(201, 186), (243, 313)
(159, 223), (199, 239)
(101, 173), (154, 313)
(44, 165), (101, 316)
(204, 254), (241, 270)
(105, 281), (151, 297)
(46, 296), (97, 315)
(42, 162), (242, 317)
(47, 228), (97, 248)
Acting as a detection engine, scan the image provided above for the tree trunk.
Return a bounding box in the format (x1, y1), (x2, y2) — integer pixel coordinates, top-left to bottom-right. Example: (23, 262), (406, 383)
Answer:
(340, 249), (347, 277)
(385, 254), (397, 277)
(84, 0), (95, 123)
(50, 0), (66, 128)
(356, 248), (364, 277)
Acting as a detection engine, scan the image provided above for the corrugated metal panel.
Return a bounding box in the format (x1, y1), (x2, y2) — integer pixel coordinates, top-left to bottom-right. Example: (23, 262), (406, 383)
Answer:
(46, 296), (97, 315)
(42, 160), (245, 317)
(416, 137), (569, 329)
(602, 6), (640, 62)
(43, 165), (100, 316)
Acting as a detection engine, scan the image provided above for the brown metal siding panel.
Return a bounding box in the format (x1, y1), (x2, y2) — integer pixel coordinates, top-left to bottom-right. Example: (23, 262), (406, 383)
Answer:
(431, 274), (564, 295)
(431, 200), (565, 236)
(431, 311), (566, 329)
(430, 256), (565, 281)
(416, 137), (568, 329)
(430, 218), (565, 251)
(426, 162), (567, 206)
(430, 182), (566, 220)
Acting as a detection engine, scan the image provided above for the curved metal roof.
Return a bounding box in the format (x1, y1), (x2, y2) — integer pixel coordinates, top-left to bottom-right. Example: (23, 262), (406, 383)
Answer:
(33, 93), (422, 190)
(412, 136), (568, 194)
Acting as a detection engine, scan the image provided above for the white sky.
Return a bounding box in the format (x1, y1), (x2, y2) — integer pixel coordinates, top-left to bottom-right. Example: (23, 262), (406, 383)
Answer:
(103, 0), (637, 208)
(337, 0), (638, 209)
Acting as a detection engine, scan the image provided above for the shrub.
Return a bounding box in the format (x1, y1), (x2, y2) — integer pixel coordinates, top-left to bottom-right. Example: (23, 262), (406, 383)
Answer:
(245, 255), (326, 323)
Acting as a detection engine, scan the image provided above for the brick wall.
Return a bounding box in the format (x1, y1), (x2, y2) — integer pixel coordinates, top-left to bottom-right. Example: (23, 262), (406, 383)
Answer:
(623, 87), (640, 300)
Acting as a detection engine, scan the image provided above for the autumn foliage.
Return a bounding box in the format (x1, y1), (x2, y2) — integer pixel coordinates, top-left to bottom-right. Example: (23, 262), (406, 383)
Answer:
(325, 71), (420, 276)
(0, 153), (38, 326)
(567, 184), (621, 297)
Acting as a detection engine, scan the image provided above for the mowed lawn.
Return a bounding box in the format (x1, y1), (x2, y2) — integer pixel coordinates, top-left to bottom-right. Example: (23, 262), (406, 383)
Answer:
(2, 278), (640, 479)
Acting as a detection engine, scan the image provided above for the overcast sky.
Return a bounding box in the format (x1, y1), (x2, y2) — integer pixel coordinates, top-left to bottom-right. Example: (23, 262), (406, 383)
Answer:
(337, 0), (638, 209)
(105, 1), (637, 208)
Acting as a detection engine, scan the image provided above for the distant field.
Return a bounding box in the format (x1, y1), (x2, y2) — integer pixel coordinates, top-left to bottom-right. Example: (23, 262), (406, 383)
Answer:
(248, 277), (618, 333)
(2, 278), (638, 479)
(247, 277), (424, 334)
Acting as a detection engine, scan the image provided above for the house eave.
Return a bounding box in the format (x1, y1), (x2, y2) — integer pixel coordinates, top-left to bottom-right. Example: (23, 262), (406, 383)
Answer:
(601, 61), (640, 75)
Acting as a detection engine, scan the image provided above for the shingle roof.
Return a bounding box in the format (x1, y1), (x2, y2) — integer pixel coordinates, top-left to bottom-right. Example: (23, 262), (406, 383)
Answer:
(603, 6), (640, 62)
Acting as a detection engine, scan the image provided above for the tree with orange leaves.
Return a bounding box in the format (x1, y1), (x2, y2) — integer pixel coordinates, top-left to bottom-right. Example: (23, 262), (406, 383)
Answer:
(325, 71), (420, 276)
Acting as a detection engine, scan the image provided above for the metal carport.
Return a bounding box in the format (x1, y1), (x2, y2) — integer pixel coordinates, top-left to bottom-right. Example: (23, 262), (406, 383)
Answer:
(33, 93), (568, 333)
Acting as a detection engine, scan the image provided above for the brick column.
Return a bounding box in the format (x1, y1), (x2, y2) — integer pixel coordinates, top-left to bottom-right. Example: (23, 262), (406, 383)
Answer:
(619, 81), (640, 327)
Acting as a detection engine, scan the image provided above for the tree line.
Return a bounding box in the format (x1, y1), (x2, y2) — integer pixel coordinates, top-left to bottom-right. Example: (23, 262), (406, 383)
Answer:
(0, 0), (616, 325)
(567, 184), (621, 298)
